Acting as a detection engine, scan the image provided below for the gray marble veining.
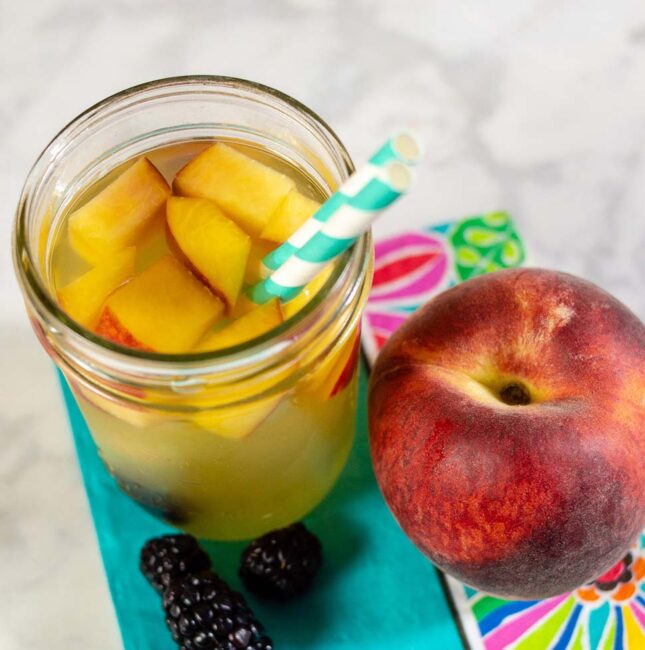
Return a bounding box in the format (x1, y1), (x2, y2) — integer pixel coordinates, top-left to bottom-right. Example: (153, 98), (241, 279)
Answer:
(1, 1), (644, 648)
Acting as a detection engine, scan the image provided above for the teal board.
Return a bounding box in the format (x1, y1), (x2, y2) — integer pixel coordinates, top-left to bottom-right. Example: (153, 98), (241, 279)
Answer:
(58, 364), (465, 650)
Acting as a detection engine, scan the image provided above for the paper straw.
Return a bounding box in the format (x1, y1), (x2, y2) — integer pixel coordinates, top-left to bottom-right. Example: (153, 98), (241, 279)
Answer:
(262, 131), (422, 271)
(368, 129), (424, 166)
(249, 161), (414, 304)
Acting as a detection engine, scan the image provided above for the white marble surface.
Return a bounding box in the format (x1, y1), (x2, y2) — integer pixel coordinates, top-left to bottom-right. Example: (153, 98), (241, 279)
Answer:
(1, 1), (644, 648)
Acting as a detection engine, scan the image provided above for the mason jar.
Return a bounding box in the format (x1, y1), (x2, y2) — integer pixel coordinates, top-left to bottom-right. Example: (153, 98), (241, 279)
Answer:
(13, 76), (373, 540)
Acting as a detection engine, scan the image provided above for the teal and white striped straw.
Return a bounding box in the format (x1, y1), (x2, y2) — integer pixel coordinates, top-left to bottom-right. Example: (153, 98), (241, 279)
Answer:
(249, 161), (414, 304)
(368, 130), (423, 166)
(262, 130), (422, 272)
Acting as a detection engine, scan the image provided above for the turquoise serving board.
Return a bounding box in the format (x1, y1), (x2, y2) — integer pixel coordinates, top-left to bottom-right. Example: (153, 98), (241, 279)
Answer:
(58, 364), (465, 650)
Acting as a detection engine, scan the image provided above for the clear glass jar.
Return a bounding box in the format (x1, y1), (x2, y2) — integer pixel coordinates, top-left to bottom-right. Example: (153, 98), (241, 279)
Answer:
(13, 76), (373, 540)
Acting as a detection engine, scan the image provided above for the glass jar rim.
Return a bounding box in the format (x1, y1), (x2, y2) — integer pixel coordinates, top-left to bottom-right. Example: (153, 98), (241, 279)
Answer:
(13, 75), (371, 377)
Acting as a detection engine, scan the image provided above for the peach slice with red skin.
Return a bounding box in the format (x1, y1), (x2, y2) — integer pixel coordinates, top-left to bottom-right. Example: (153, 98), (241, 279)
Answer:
(330, 332), (361, 397)
(173, 143), (295, 237)
(68, 157), (170, 266)
(58, 247), (136, 328)
(166, 197), (251, 310)
(96, 309), (151, 351)
(299, 327), (361, 399)
(96, 255), (224, 353)
(261, 190), (321, 243)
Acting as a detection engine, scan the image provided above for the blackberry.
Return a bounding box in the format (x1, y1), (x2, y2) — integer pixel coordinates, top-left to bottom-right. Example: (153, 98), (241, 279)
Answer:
(140, 534), (211, 593)
(116, 476), (188, 524)
(163, 572), (273, 650)
(239, 522), (322, 600)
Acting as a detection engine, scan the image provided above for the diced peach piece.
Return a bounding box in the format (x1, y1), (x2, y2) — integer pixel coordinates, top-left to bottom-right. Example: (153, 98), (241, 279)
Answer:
(136, 214), (169, 270)
(173, 143), (295, 236)
(190, 345), (293, 438)
(230, 293), (258, 320)
(166, 197), (250, 309)
(96, 308), (151, 351)
(197, 299), (283, 351)
(244, 238), (275, 284)
(68, 157), (171, 265)
(330, 333), (361, 397)
(281, 263), (334, 320)
(299, 328), (360, 399)
(261, 190), (321, 243)
(187, 300), (291, 438)
(58, 247), (136, 327)
(96, 255), (224, 353)
(191, 397), (281, 440)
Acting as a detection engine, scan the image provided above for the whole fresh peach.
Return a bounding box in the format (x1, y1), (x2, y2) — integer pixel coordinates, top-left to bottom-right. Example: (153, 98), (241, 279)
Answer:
(368, 268), (644, 599)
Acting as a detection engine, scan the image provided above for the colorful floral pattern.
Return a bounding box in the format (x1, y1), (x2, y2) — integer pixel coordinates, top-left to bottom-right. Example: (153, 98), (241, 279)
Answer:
(362, 212), (524, 364)
(447, 534), (645, 649)
(362, 214), (644, 648)
(449, 212), (525, 282)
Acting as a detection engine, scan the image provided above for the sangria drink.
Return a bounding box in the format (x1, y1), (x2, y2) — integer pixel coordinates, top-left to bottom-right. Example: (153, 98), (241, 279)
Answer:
(13, 78), (372, 539)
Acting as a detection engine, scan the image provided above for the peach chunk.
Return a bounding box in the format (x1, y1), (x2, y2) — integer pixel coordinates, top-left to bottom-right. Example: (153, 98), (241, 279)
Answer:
(197, 299), (283, 352)
(136, 214), (169, 269)
(96, 255), (224, 353)
(261, 190), (321, 243)
(191, 397), (282, 440)
(299, 329), (360, 399)
(68, 157), (170, 265)
(191, 324), (292, 439)
(166, 197), (250, 309)
(230, 293), (259, 320)
(58, 247), (136, 327)
(173, 143), (295, 236)
(244, 238), (275, 285)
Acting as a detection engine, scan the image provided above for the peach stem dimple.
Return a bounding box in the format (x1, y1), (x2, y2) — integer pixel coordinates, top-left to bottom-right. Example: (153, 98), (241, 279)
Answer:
(499, 382), (531, 406)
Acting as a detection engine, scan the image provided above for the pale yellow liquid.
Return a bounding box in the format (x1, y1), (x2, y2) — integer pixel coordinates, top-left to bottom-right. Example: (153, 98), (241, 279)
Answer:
(70, 371), (358, 539)
(50, 140), (360, 539)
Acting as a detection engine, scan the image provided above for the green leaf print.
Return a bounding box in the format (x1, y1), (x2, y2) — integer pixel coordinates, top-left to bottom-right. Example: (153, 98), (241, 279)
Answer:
(482, 212), (509, 227)
(464, 228), (505, 248)
(456, 246), (481, 267)
(449, 211), (526, 281)
(501, 239), (522, 266)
